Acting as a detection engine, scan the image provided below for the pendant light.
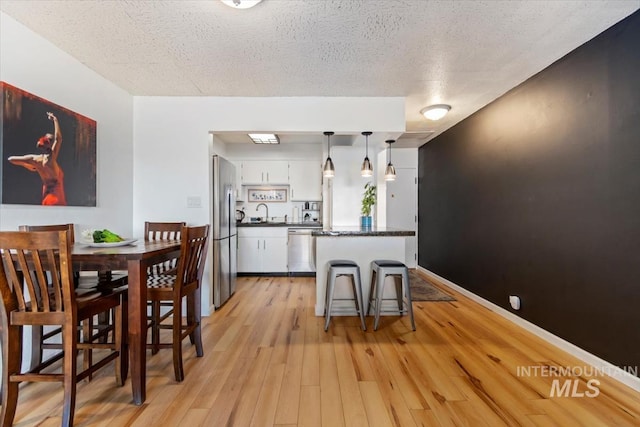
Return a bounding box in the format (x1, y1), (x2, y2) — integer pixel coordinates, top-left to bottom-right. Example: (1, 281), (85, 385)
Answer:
(323, 131), (335, 178)
(361, 131), (373, 177)
(384, 139), (396, 181)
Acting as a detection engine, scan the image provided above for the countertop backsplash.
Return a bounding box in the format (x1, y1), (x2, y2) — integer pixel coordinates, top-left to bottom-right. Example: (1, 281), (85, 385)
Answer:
(236, 194), (321, 224)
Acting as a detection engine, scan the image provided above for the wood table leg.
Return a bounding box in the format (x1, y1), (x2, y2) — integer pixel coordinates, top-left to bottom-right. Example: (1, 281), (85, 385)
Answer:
(128, 259), (147, 405)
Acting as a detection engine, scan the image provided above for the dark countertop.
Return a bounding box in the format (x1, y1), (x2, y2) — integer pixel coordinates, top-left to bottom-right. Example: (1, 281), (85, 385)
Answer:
(237, 221), (323, 228)
(312, 226), (415, 237)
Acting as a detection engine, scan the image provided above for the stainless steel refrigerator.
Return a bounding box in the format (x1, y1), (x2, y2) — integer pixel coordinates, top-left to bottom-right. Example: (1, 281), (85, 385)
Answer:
(212, 155), (237, 308)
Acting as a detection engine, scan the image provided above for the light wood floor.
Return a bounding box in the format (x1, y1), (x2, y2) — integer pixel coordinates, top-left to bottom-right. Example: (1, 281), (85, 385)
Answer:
(8, 274), (640, 426)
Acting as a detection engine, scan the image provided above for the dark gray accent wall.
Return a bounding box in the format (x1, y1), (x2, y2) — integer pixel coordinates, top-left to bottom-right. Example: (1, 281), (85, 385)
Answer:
(418, 10), (640, 372)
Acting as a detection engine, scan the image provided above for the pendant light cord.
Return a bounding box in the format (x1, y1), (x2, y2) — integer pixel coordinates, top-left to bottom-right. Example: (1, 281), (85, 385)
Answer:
(365, 134), (369, 157)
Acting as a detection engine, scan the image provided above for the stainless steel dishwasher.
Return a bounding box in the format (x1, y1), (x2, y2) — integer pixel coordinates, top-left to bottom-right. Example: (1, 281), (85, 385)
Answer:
(287, 228), (316, 274)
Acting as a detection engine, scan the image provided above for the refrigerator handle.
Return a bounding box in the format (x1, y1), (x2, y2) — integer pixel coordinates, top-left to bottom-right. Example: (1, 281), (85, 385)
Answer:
(228, 191), (233, 236)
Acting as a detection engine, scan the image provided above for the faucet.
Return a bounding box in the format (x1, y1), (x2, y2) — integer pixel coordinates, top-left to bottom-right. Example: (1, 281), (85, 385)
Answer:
(256, 203), (268, 222)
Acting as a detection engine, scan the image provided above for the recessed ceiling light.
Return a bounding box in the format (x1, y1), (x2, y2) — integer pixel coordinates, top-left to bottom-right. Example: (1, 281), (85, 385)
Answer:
(420, 104), (451, 121)
(248, 133), (279, 144)
(220, 0), (262, 9)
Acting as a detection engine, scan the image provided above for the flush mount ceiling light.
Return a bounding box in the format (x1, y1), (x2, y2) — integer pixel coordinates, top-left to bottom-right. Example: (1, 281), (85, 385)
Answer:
(220, 0), (262, 9)
(420, 104), (451, 121)
(361, 131), (373, 177)
(248, 133), (279, 144)
(384, 139), (396, 181)
(323, 131), (335, 178)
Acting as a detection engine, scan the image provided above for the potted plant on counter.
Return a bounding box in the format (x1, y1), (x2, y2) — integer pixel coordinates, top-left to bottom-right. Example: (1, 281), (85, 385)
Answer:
(360, 182), (376, 228)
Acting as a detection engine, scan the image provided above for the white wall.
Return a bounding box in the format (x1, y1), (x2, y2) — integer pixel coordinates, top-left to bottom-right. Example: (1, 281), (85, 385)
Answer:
(133, 96), (405, 313)
(0, 12), (134, 237)
(330, 146), (380, 226)
(1, 12), (134, 372)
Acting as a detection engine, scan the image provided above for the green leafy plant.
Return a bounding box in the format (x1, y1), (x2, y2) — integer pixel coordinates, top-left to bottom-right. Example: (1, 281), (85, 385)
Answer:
(361, 182), (377, 216)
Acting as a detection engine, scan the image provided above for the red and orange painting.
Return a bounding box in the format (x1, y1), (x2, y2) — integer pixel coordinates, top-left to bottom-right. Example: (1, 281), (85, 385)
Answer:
(1, 82), (96, 206)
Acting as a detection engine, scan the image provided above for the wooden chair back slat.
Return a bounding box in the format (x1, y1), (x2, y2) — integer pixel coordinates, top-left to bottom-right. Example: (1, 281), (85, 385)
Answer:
(47, 248), (65, 312)
(1, 250), (26, 312)
(27, 249), (50, 312)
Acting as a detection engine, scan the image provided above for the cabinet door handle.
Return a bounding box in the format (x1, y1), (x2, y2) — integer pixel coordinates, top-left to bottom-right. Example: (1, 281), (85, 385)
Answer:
(291, 188), (294, 198)
(267, 172), (270, 182)
(261, 172), (264, 182)
(263, 239), (266, 249)
(257, 240), (260, 250)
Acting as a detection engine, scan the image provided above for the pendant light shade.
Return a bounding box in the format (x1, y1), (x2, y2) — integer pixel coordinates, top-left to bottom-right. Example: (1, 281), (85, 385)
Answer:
(361, 131), (373, 177)
(384, 139), (396, 181)
(323, 131), (335, 178)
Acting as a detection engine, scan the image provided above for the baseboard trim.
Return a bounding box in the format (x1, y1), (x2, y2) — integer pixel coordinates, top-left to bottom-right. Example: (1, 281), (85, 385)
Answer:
(417, 266), (640, 393)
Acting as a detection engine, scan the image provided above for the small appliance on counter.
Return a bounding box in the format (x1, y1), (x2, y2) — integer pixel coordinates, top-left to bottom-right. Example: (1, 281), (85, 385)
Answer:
(235, 209), (245, 223)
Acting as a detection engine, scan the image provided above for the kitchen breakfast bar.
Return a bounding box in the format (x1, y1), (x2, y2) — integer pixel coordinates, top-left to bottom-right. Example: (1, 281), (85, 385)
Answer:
(313, 226), (415, 316)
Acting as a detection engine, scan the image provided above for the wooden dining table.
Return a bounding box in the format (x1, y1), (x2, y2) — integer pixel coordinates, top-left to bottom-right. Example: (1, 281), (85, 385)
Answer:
(71, 239), (181, 405)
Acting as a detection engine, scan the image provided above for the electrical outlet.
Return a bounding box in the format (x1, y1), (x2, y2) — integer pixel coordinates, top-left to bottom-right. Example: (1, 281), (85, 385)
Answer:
(187, 196), (201, 208)
(509, 295), (521, 310)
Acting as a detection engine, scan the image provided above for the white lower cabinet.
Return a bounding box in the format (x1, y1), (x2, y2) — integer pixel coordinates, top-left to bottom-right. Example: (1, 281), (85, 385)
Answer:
(238, 227), (287, 273)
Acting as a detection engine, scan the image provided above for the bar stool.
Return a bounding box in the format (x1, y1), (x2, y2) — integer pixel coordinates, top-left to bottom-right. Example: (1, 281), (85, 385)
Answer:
(368, 260), (416, 331)
(324, 260), (367, 331)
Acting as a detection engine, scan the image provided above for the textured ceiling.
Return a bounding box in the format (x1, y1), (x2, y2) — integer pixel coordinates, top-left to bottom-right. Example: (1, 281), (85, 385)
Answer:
(1, 0), (638, 146)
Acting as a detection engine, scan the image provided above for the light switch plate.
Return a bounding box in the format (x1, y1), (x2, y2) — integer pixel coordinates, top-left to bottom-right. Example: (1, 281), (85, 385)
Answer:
(187, 196), (201, 208)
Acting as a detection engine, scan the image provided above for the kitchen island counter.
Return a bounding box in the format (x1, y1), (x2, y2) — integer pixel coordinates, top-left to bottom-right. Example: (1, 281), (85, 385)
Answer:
(314, 226), (415, 316)
(312, 226), (414, 237)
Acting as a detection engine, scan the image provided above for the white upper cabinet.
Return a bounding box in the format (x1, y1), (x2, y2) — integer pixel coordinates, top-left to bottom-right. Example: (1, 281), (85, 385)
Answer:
(241, 161), (289, 184)
(289, 160), (322, 201)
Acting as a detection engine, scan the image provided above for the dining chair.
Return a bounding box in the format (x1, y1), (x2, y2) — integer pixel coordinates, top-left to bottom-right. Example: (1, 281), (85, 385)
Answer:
(0, 230), (128, 427)
(144, 221), (186, 354)
(146, 224), (209, 381)
(18, 223), (127, 371)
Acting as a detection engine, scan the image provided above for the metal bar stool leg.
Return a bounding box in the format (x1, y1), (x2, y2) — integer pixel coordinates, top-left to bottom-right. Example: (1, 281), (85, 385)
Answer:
(394, 275), (403, 314)
(367, 269), (376, 317)
(324, 269), (337, 332)
(374, 266), (385, 331)
(402, 268), (416, 331)
(353, 266), (367, 331)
